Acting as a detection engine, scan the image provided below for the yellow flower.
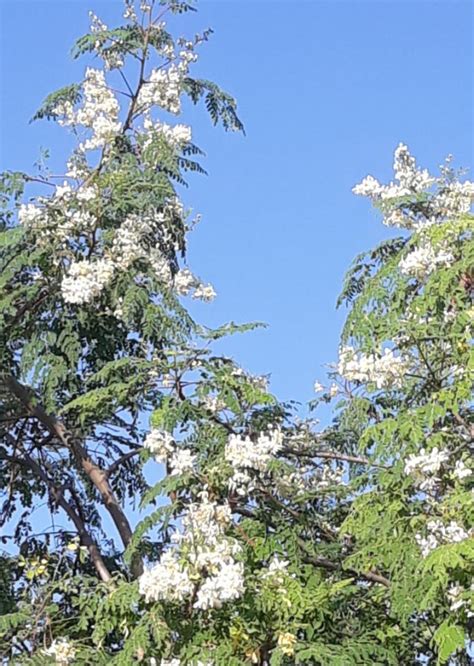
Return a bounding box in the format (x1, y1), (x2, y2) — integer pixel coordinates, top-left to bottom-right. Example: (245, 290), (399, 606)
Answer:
(277, 632), (297, 656)
(245, 649), (259, 663)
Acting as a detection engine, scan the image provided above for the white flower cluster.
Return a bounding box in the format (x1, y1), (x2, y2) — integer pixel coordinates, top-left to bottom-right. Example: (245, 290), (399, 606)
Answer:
(18, 203), (44, 227)
(415, 519), (470, 557)
(143, 428), (175, 463)
(275, 460), (344, 498)
(56, 203), (216, 305)
(447, 583), (474, 614)
(317, 464), (345, 488)
(399, 243), (455, 279)
(337, 346), (409, 389)
(139, 492), (244, 610)
(353, 143), (474, 228)
(138, 65), (183, 115)
(143, 428), (196, 476)
(54, 68), (121, 152)
(89, 11), (125, 70)
(143, 116), (192, 149)
(169, 448), (196, 476)
(110, 212), (173, 285)
(404, 447), (449, 492)
(231, 367), (269, 392)
(404, 449), (472, 491)
(262, 555), (289, 585)
(225, 429), (283, 495)
(43, 638), (76, 665)
(61, 258), (115, 304)
(453, 460), (472, 481)
(19, 182), (97, 242)
(174, 269), (216, 302)
(202, 394), (226, 414)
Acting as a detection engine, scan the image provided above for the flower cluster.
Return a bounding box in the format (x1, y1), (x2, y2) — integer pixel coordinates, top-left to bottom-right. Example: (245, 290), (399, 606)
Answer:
(143, 116), (192, 149)
(89, 11), (125, 70)
(447, 583), (474, 615)
(201, 393), (226, 414)
(353, 143), (474, 228)
(61, 258), (115, 304)
(404, 447), (449, 492)
(56, 205), (216, 304)
(136, 41), (198, 116)
(399, 242), (455, 279)
(277, 633), (297, 657)
(453, 459), (472, 481)
(261, 556), (292, 605)
(225, 429), (283, 495)
(139, 492), (244, 610)
(143, 428), (196, 476)
(54, 68), (121, 152)
(43, 638), (76, 665)
(337, 346), (409, 389)
(415, 519), (470, 557)
(143, 428), (175, 463)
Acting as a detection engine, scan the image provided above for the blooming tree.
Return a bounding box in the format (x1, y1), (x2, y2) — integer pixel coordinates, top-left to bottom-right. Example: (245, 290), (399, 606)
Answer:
(0, 2), (473, 664)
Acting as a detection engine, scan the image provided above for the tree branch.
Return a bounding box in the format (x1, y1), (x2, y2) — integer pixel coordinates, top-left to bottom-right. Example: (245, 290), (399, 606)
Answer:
(1, 375), (143, 577)
(0, 446), (111, 583)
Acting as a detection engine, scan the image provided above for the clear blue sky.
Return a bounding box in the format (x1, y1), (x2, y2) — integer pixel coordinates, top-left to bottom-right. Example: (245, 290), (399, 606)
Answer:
(0, 0), (472, 406)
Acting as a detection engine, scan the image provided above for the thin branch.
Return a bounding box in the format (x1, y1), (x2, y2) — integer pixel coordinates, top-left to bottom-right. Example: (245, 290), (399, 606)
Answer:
(296, 538), (390, 588)
(283, 446), (386, 468)
(106, 448), (142, 477)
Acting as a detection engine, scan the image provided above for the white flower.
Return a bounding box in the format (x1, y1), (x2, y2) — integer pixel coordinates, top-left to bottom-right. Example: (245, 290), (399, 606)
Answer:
(18, 203), (44, 227)
(337, 346), (409, 389)
(225, 429), (283, 493)
(352, 175), (383, 197)
(137, 65), (183, 115)
(313, 381), (324, 393)
(404, 447), (449, 491)
(169, 449), (196, 476)
(262, 556), (289, 585)
(139, 551), (194, 603)
(447, 584), (467, 612)
(111, 214), (152, 269)
(318, 464), (345, 488)
(143, 429), (175, 463)
(416, 519), (470, 557)
(399, 242), (455, 279)
(61, 258), (115, 304)
(174, 268), (197, 295)
(329, 383), (339, 397)
(55, 68), (121, 150)
(352, 143), (473, 227)
(193, 283), (216, 302)
(143, 116), (192, 148)
(453, 460), (472, 481)
(194, 560), (245, 610)
(150, 250), (173, 284)
(43, 638), (76, 665)
(202, 394), (225, 414)
(404, 447), (449, 476)
(123, 3), (137, 21)
(139, 494), (244, 610)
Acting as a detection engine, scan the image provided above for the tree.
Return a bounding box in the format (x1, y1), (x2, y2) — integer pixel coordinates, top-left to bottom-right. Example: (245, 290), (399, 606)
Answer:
(0, 1), (473, 664)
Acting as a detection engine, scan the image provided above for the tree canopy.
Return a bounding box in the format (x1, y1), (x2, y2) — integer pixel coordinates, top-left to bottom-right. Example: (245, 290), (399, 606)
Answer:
(0, 1), (473, 664)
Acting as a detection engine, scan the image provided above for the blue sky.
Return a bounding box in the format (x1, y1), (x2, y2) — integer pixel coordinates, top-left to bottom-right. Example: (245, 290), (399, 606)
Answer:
(0, 0), (472, 408)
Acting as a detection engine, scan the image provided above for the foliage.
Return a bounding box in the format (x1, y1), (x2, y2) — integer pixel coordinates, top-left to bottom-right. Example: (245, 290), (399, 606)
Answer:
(0, 1), (473, 665)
